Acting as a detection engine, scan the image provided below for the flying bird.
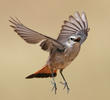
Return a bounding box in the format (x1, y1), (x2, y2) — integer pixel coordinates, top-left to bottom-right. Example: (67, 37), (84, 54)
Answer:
(9, 11), (89, 94)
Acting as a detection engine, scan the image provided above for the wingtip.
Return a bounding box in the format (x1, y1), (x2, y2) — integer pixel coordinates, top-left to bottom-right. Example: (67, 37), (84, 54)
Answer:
(9, 16), (22, 25)
(74, 11), (80, 17)
(81, 11), (88, 29)
(9, 25), (15, 28)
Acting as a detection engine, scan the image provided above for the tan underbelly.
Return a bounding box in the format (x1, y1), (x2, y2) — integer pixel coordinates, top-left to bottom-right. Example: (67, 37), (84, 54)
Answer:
(48, 54), (74, 69)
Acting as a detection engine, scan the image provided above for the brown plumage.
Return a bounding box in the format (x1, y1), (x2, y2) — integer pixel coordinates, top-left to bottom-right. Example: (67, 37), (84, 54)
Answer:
(9, 11), (89, 94)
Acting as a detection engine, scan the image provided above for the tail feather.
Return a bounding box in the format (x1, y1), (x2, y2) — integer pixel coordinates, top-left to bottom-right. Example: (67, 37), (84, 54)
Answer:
(26, 65), (57, 78)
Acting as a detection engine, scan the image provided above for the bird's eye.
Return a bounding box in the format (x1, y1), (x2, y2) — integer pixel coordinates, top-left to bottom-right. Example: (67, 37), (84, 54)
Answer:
(70, 38), (74, 41)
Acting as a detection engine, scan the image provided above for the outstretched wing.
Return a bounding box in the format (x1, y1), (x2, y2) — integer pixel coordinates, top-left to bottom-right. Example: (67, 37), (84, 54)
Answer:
(57, 12), (89, 43)
(9, 17), (64, 51)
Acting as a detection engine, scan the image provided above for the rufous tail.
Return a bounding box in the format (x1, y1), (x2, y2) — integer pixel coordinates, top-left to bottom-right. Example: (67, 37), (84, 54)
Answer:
(26, 65), (57, 78)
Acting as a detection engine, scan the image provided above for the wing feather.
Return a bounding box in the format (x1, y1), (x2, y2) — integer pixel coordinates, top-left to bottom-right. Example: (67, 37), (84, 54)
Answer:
(69, 15), (82, 29)
(81, 12), (88, 29)
(74, 12), (85, 29)
(57, 11), (89, 43)
(9, 17), (64, 51)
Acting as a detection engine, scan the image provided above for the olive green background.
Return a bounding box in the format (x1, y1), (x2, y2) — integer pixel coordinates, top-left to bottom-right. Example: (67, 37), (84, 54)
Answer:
(0, 0), (110, 100)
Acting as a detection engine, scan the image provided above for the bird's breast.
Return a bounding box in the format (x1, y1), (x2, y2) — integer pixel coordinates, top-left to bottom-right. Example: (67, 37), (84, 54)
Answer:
(48, 43), (80, 69)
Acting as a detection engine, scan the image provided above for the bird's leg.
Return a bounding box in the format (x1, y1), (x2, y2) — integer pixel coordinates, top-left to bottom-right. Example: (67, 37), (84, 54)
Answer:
(51, 70), (57, 94)
(60, 69), (70, 93)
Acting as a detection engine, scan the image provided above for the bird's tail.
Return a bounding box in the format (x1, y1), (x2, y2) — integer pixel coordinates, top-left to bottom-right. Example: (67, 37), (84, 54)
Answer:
(26, 65), (57, 78)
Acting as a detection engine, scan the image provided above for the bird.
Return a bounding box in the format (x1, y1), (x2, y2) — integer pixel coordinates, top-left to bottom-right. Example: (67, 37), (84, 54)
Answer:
(9, 11), (89, 94)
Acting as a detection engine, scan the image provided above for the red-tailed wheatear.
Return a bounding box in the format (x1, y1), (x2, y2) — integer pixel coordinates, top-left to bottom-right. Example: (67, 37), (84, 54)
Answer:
(9, 11), (89, 94)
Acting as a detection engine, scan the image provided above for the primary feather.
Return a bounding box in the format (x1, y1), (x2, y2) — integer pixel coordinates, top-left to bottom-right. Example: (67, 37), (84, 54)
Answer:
(9, 17), (64, 51)
(57, 12), (89, 44)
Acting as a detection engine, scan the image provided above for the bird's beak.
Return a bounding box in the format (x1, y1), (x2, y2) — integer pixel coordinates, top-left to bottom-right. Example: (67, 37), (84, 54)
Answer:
(74, 37), (81, 42)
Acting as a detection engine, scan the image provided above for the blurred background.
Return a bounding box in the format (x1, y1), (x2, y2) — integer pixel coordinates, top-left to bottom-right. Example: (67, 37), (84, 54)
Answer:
(0, 0), (110, 100)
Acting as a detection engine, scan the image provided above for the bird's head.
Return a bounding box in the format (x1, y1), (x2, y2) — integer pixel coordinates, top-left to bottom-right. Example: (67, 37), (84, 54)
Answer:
(65, 35), (81, 47)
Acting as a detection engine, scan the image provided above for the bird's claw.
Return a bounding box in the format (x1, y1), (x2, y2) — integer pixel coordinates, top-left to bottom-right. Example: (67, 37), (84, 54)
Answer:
(51, 81), (57, 94)
(60, 81), (70, 93)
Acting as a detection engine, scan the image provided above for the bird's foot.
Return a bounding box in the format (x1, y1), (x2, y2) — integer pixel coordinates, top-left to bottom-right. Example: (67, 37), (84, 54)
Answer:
(51, 81), (57, 94)
(60, 81), (70, 93)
